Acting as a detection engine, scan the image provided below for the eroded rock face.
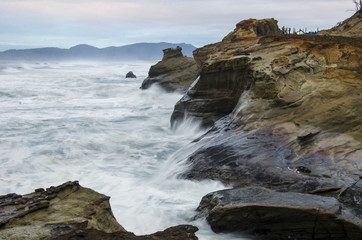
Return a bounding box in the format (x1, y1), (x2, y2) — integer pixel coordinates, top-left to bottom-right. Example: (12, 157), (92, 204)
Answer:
(171, 17), (362, 238)
(141, 46), (199, 93)
(0, 181), (199, 240)
(195, 187), (362, 240)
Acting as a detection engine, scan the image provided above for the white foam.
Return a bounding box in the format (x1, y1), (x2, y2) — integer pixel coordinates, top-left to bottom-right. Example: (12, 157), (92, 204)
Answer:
(0, 61), (250, 240)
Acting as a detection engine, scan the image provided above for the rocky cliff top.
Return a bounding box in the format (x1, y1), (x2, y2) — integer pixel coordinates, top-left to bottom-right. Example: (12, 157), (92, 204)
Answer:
(141, 46), (199, 92)
(318, 11), (362, 37)
(222, 18), (281, 41)
(162, 46), (184, 60)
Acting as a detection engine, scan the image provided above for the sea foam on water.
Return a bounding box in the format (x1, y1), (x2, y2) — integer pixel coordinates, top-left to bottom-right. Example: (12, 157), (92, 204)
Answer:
(0, 61), (248, 240)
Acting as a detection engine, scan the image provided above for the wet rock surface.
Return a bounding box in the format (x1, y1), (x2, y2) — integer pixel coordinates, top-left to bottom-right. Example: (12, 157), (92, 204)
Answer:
(141, 46), (199, 93)
(194, 187), (362, 240)
(171, 16), (362, 239)
(0, 181), (198, 240)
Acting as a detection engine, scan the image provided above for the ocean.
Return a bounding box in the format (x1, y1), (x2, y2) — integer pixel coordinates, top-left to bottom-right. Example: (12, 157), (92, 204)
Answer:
(0, 61), (248, 240)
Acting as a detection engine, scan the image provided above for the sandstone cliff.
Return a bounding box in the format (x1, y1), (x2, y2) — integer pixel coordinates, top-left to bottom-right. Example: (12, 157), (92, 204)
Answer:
(141, 46), (199, 93)
(171, 17), (362, 239)
(0, 181), (198, 240)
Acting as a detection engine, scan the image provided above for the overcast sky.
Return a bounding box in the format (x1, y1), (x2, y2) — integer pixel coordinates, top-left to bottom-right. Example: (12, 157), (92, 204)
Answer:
(0, 0), (356, 51)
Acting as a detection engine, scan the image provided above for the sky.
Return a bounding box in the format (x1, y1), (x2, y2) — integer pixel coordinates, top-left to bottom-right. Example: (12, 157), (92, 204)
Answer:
(0, 0), (357, 51)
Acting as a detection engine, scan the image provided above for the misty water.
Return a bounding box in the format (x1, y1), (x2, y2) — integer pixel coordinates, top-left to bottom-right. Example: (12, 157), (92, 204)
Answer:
(0, 61), (248, 240)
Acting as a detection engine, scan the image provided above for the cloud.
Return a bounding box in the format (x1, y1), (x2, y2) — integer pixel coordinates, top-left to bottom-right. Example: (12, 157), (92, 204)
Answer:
(0, 0), (356, 50)
(0, 0), (354, 24)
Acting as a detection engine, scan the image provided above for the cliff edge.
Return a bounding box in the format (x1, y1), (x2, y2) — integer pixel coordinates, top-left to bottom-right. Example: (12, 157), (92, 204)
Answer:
(172, 16), (362, 239)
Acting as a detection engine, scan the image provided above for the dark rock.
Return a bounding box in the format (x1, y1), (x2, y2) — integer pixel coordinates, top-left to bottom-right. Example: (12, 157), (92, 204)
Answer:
(162, 46), (184, 60)
(141, 46), (199, 93)
(46, 224), (198, 240)
(195, 187), (362, 240)
(0, 181), (199, 240)
(180, 126), (357, 193)
(126, 71), (137, 78)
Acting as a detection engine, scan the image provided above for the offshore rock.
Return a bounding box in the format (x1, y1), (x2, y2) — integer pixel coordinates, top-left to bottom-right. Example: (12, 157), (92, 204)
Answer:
(126, 71), (137, 78)
(171, 16), (362, 238)
(141, 46), (199, 93)
(45, 225), (199, 240)
(195, 187), (362, 240)
(0, 181), (199, 240)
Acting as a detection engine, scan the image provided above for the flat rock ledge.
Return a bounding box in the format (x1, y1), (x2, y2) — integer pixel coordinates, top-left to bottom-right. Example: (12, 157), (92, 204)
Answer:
(141, 46), (199, 93)
(0, 181), (198, 240)
(195, 186), (362, 240)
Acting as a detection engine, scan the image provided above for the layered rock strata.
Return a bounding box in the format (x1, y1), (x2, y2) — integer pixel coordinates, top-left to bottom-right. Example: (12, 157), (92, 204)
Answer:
(0, 181), (198, 240)
(171, 18), (281, 127)
(195, 187), (362, 240)
(141, 46), (199, 93)
(171, 17), (362, 239)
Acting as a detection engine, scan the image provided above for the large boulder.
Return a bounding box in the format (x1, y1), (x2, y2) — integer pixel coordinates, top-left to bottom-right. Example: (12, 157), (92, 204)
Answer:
(141, 46), (199, 93)
(194, 187), (362, 240)
(0, 181), (198, 240)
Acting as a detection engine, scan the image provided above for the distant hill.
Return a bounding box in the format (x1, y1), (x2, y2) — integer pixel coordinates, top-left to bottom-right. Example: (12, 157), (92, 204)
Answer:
(0, 42), (196, 61)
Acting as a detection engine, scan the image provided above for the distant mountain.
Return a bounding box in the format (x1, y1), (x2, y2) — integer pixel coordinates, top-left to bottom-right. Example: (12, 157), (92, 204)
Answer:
(0, 42), (196, 61)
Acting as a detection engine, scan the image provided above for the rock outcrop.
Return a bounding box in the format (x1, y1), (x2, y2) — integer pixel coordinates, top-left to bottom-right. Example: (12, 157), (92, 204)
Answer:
(195, 187), (362, 240)
(141, 46), (199, 93)
(318, 11), (362, 38)
(126, 71), (137, 78)
(0, 181), (198, 240)
(170, 17), (362, 239)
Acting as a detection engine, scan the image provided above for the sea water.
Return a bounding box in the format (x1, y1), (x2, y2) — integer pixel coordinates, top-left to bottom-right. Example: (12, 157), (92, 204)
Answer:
(0, 61), (248, 240)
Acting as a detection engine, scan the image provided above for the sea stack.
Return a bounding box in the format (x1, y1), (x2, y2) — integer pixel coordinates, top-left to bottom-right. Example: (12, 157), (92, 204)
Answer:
(126, 71), (137, 78)
(140, 46), (199, 93)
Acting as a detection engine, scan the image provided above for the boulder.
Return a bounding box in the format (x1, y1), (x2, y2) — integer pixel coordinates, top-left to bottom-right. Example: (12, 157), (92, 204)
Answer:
(141, 46), (199, 93)
(195, 187), (362, 239)
(0, 181), (198, 240)
(126, 71), (137, 78)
